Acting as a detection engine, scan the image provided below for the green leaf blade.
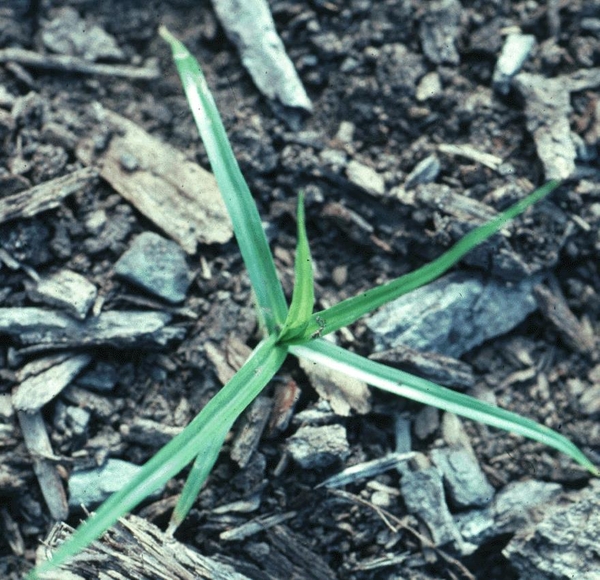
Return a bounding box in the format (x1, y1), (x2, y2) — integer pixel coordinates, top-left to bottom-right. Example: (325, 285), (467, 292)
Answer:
(159, 26), (288, 332)
(30, 336), (288, 579)
(168, 424), (229, 533)
(278, 192), (315, 343)
(290, 339), (598, 476)
(291, 180), (560, 342)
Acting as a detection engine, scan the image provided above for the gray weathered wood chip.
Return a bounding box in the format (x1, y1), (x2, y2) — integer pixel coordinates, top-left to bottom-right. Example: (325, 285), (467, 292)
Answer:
(26, 269), (97, 320)
(17, 411), (68, 522)
(13, 352), (92, 413)
(37, 514), (251, 579)
(211, 0), (312, 112)
(0, 307), (184, 349)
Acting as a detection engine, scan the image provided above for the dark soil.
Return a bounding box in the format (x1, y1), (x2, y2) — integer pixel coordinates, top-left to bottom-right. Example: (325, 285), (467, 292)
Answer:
(0, 1), (599, 579)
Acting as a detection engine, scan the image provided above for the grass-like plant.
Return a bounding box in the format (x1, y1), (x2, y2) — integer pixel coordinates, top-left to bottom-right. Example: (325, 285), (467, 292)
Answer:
(29, 27), (598, 578)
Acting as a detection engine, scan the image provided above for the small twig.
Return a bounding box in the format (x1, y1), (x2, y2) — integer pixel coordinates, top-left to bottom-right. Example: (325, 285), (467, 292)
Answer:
(219, 511), (297, 541)
(329, 489), (476, 580)
(0, 48), (160, 80)
(316, 452), (415, 489)
(438, 143), (504, 171)
(0, 167), (98, 225)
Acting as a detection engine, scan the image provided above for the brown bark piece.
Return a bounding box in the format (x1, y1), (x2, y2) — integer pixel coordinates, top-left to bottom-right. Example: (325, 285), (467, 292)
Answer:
(298, 355), (371, 416)
(76, 107), (232, 254)
(534, 282), (595, 355)
(230, 395), (273, 469)
(205, 336), (253, 385)
(267, 378), (301, 437)
(0, 167), (98, 225)
(266, 525), (337, 580)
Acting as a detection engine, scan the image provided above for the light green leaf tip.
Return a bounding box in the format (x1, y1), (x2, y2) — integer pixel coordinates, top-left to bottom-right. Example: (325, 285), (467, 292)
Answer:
(291, 180), (561, 342)
(278, 191), (315, 343)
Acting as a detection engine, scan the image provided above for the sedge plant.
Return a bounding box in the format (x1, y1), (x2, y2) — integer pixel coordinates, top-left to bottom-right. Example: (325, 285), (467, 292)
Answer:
(29, 27), (598, 578)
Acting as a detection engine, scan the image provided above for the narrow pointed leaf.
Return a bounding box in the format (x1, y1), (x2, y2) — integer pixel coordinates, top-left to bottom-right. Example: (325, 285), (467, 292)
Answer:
(290, 339), (598, 476)
(160, 26), (287, 332)
(278, 192), (315, 342)
(168, 423), (229, 534)
(286, 180), (560, 343)
(30, 335), (287, 579)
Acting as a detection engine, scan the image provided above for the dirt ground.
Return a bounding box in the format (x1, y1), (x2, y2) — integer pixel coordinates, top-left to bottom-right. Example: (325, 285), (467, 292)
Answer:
(0, 1), (599, 579)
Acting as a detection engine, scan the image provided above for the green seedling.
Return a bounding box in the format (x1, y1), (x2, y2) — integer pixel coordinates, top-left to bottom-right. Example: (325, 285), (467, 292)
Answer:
(29, 26), (598, 579)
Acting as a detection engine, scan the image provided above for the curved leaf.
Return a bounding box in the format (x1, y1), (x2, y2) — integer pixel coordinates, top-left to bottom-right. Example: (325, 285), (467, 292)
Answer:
(30, 335), (288, 578)
(286, 180), (560, 343)
(291, 339), (598, 476)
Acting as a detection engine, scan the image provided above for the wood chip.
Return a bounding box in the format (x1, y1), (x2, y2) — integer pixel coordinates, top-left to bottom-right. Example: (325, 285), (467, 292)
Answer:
(17, 411), (68, 521)
(0, 451), (28, 495)
(26, 269), (97, 320)
(438, 143), (504, 171)
(503, 480), (600, 580)
(211, 0), (312, 112)
(317, 452), (415, 489)
(37, 514), (251, 580)
(76, 107), (232, 254)
(534, 281), (595, 355)
(61, 385), (123, 421)
(121, 417), (183, 448)
(230, 396), (273, 468)
(322, 201), (374, 245)
(12, 352), (92, 413)
(512, 73), (574, 180)
(205, 336), (253, 386)
(0, 167), (98, 225)
(298, 355), (371, 416)
(0, 308), (184, 350)
(0, 507), (25, 556)
(414, 182), (498, 223)
(266, 525), (337, 580)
